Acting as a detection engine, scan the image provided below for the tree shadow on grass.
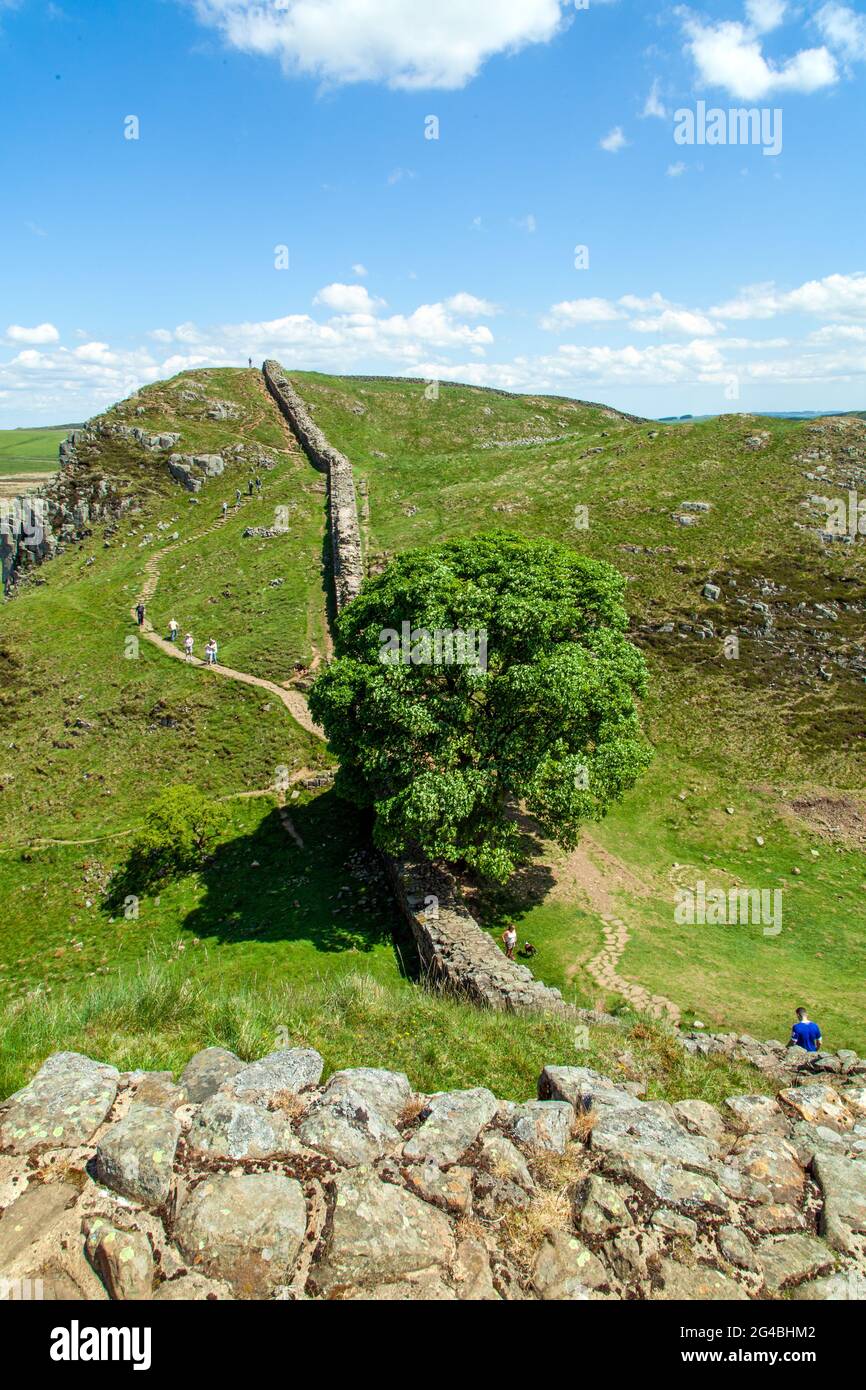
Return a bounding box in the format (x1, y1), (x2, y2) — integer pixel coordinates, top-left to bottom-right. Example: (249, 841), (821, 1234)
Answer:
(460, 810), (556, 931)
(180, 790), (417, 973)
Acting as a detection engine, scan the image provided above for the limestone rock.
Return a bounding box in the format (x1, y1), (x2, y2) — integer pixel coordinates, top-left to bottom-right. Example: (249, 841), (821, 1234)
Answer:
(298, 1087), (401, 1167)
(813, 1153), (866, 1253)
(653, 1259), (749, 1301)
(0, 1052), (119, 1154)
(131, 1072), (187, 1112)
(477, 1131), (535, 1191)
(532, 1231), (608, 1300)
(403, 1088), (498, 1168)
(573, 1174), (634, 1239)
(672, 1099), (726, 1145)
(186, 1095), (300, 1162)
(179, 1047), (242, 1104)
(724, 1094), (786, 1134)
(729, 1134), (805, 1206)
(717, 1225), (759, 1272)
(222, 1048), (324, 1104)
(779, 1083), (853, 1133)
(174, 1173), (307, 1299)
(402, 1160), (473, 1216)
(312, 1166), (455, 1296)
(85, 1222), (154, 1300)
(509, 1101), (573, 1153)
(320, 1068), (412, 1126)
(95, 1106), (180, 1208)
(758, 1234), (834, 1294)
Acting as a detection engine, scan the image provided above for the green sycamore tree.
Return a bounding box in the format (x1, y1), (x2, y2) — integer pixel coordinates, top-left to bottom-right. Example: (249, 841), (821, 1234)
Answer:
(309, 532), (653, 882)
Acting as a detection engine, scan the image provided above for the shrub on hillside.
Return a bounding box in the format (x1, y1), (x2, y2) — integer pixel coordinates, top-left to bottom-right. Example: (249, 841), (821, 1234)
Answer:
(309, 531), (653, 882)
(107, 785), (229, 904)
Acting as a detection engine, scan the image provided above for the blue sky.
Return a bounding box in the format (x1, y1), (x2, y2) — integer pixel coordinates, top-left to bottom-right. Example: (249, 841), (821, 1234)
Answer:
(1, 0), (865, 424)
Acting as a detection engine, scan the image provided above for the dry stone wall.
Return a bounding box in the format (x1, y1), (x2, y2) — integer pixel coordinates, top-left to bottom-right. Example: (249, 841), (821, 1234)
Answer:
(263, 360), (363, 611)
(2, 1045), (864, 1302)
(265, 360), (576, 1016)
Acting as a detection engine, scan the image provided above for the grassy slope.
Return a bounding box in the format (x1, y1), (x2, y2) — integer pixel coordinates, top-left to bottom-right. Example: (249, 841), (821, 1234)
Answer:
(0, 427), (69, 473)
(0, 369), (389, 1018)
(293, 372), (866, 1051)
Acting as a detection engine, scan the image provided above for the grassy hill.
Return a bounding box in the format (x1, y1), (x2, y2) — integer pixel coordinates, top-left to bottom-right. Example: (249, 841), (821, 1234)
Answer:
(0, 426), (72, 473)
(1, 366), (863, 1099)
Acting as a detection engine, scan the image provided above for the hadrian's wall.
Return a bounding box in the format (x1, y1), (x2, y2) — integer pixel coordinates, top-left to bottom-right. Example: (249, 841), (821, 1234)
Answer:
(262, 359), (574, 1016)
(263, 360), (364, 612)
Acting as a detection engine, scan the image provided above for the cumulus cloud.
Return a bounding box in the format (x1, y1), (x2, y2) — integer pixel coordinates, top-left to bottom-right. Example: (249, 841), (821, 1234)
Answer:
(815, 3), (866, 62)
(709, 272), (866, 322)
(642, 78), (667, 119)
(541, 299), (626, 330)
(313, 282), (384, 315)
(677, 5), (838, 99)
(184, 0), (572, 90)
(445, 292), (498, 318)
(600, 125), (628, 153)
(5, 322), (60, 345)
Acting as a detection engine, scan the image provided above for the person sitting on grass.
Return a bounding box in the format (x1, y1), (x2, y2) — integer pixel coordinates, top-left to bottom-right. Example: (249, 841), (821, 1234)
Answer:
(790, 1007), (822, 1053)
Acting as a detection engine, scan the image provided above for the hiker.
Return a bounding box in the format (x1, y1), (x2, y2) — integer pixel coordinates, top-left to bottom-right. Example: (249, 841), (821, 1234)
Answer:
(248, 357), (252, 368)
(502, 923), (517, 961)
(222, 501), (228, 519)
(255, 475), (262, 493)
(235, 488), (241, 505)
(205, 638), (218, 666)
(790, 1007), (822, 1053)
(183, 633), (194, 660)
(168, 618), (179, 643)
(135, 602), (145, 626)
(247, 478), (254, 496)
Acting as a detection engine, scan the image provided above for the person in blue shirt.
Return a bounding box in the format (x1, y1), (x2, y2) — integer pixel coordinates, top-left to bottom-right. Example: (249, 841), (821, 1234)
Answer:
(790, 1007), (822, 1053)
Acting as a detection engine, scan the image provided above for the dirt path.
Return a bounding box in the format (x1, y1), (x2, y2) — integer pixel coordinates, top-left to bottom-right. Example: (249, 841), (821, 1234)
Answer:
(555, 834), (681, 1024)
(133, 503), (325, 740)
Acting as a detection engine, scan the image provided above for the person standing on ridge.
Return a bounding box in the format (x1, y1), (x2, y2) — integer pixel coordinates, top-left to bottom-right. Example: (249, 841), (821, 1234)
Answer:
(135, 602), (145, 627)
(790, 1007), (822, 1053)
(168, 618), (179, 643)
(183, 633), (194, 661)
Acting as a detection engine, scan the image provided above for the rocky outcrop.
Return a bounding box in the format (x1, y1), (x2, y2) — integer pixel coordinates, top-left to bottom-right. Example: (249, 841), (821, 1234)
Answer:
(2, 1046), (864, 1301)
(262, 360), (363, 611)
(167, 453), (225, 493)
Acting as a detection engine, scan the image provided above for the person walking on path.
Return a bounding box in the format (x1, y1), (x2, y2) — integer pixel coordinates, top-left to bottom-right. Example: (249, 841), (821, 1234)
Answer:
(135, 602), (146, 627)
(168, 618), (179, 643)
(222, 501), (228, 519)
(502, 923), (518, 961)
(247, 477), (255, 496)
(790, 1007), (823, 1053)
(183, 633), (194, 661)
(205, 638), (218, 666)
(255, 475), (262, 493)
(235, 488), (242, 506)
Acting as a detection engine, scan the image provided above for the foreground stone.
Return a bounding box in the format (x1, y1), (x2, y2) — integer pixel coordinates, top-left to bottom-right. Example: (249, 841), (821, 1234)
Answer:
(0, 1053), (118, 1154)
(174, 1174), (307, 1298)
(95, 1106), (180, 1208)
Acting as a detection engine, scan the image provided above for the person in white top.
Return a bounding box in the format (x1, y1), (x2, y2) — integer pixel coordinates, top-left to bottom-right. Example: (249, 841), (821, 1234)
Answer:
(502, 924), (518, 960)
(168, 619), (179, 643)
(183, 633), (194, 660)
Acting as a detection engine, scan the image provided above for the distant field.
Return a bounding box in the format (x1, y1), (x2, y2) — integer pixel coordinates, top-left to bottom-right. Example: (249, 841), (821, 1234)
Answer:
(0, 426), (71, 475)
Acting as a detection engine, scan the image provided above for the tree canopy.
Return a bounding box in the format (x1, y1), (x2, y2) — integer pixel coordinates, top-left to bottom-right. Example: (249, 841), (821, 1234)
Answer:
(309, 531), (653, 882)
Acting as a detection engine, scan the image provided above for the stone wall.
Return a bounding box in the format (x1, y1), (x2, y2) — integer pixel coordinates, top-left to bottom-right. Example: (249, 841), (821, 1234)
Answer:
(262, 360), (363, 612)
(1, 1045), (864, 1301)
(388, 856), (575, 1016)
(267, 360), (578, 1017)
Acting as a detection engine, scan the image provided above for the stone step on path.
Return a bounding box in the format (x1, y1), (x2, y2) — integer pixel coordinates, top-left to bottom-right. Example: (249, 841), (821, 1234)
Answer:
(586, 913), (681, 1025)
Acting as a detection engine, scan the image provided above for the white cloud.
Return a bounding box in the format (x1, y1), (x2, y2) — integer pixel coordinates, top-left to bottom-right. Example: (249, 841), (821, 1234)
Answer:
(351, 263), (368, 277)
(678, 8), (838, 100)
(516, 213), (537, 233)
(642, 78), (667, 119)
(313, 282), (384, 314)
(667, 161), (687, 176)
(184, 0), (572, 90)
(445, 292), (498, 317)
(744, 0), (787, 35)
(600, 125), (628, 153)
(710, 272), (866, 322)
(815, 3), (866, 61)
(541, 298), (625, 330)
(5, 322), (60, 345)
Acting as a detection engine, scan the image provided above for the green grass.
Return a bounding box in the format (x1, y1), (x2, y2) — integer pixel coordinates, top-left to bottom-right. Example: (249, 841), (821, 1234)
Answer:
(291, 373), (866, 1051)
(2, 366), (863, 1096)
(0, 959), (774, 1108)
(0, 426), (70, 473)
